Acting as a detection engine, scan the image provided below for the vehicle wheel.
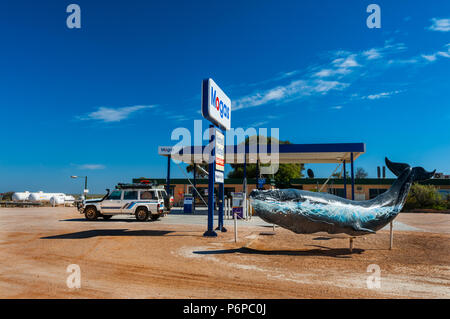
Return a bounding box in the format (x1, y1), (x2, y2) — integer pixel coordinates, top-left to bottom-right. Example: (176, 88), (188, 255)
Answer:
(84, 207), (98, 221)
(135, 207), (149, 221)
(102, 215), (113, 220)
(150, 214), (161, 221)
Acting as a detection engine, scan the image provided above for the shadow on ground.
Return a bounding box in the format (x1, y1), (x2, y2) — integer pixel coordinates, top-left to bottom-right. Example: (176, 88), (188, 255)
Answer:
(169, 209), (210, 216)
(193, 246), (364, 258)
(40, 229), (195, 239)
(59, 218), (159, 223)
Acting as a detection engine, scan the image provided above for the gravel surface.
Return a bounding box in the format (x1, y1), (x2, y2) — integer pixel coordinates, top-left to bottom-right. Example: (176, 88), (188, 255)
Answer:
(0, 207), (448, 298)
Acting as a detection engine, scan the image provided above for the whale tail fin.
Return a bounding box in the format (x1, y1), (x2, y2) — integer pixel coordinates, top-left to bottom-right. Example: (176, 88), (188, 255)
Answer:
(385, 157), (435, 181)
(385, 157), (410, 177)
(411, 167), (436, 182)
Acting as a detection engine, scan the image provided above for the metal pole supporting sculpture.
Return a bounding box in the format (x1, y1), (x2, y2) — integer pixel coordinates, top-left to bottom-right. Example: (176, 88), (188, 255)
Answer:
(250, 158), (435, 237)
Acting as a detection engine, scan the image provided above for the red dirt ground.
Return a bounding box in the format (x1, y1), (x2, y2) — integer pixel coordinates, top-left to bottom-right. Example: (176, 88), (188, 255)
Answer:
(0, 207), (448, 298)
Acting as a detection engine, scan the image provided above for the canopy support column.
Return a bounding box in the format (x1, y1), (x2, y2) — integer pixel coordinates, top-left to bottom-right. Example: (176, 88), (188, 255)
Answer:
(204, 125), (217, 237)
(193, 163), (197, 212)
(217, 182), (226, 232)
(243, 147), (247, 218)
(166, 155), (171, 196)
(343, 160), (347, 199)
(351, 152), (355, 200)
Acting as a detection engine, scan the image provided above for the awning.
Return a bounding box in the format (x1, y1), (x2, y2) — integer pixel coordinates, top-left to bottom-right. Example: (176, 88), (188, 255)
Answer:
(161, 143), (365, 164)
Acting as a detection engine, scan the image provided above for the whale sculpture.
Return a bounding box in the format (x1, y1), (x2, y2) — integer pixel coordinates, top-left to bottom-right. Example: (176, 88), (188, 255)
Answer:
(250, 158), (435, 237)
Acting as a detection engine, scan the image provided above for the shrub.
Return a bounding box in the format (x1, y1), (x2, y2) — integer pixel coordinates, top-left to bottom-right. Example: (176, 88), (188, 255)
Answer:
(404, 183), (447, 210)
(1, 192), (14, 201)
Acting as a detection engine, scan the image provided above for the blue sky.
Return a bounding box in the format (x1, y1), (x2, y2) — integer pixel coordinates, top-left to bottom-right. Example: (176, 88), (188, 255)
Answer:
(0, 0), (449, 194)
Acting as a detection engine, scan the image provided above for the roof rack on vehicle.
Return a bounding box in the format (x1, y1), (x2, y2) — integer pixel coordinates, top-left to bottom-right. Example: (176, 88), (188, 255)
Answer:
(115, 183), (157, 189)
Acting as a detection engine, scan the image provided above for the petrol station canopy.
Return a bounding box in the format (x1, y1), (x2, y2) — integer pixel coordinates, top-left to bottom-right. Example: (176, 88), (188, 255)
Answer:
(162, 143), (366, 164)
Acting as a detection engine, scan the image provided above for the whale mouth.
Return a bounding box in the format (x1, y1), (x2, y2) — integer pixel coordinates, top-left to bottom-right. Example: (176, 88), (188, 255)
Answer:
(249, 189), (282, 202)
(249, 189), (265, 200)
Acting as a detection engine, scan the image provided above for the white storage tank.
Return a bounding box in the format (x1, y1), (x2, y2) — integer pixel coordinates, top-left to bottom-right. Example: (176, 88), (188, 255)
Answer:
(64, 195), (75, 206)
(64, 195), (75, 202)
(12, 191), (31, 201)
(50, 196), (65, 206)
(28, 191), (66, 202)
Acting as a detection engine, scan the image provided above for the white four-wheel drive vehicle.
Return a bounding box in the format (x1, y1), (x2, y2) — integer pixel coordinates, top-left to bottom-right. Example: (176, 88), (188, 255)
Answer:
(78, 183), (172, 221)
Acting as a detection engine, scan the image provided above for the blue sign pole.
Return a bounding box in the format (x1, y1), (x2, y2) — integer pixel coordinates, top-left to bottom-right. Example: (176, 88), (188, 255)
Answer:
(243, 146), (247, 187)
(343, 160), (347, 199)
(215, 126), (226, 232)
(166, 154), (171, 195)
(351, 152), (355, 200)
(193, 163), (197, 212)
(217, 182), (226, 232)
(204, 125), (217, 237)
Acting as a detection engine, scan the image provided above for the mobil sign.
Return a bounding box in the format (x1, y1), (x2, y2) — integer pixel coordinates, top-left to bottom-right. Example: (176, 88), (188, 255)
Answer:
(158, 146), (175, 155)
(201, 78), (231, 131)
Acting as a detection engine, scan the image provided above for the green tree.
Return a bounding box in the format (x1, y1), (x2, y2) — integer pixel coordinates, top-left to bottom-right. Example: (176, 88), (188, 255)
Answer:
(227, 136), (304, 187)
(1, 192), (14, 201)
(332, 167), (367, 179)
(186, 163), (209, 178)
(332, 170), (350, 179)
(355, 167), (368, 179)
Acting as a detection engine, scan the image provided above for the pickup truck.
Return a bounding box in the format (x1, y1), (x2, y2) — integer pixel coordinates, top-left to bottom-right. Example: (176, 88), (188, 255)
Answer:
(77, 184), (173, 221)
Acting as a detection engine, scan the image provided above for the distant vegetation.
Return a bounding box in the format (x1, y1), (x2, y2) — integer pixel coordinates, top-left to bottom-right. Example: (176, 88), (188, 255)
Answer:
(355, 167), (369, 179)
(331, 167), (368, 179)
(0, 192), (14, 201)
(404, 184), (450, 211)
(227, 136), (304, 188)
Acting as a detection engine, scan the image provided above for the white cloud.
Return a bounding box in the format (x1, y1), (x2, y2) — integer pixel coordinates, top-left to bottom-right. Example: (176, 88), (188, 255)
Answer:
(364, 90), (402, 100)
(427, 18), (450, 32)
(249, 120), (269, 127)
(314, 67), (351, 78)
(167, 114), (190, 122)
(420, 44), (450, 62)
(421, 54), (437, 62)
(78, 164), (105, 170)
(332, 54), (360, 68)
(78, 105), (156, 122)
(437, 51), (450, 58)
(233, 79), (348, 111)
(362, 41), (407, 63)
(313, 80), (348, 93)
(330, 105), (343, 110)
(231, 39), (445, 112)
(387, 58), (419, 65)
(314, 69), (333, 77)
(363, 48), (382, 60)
